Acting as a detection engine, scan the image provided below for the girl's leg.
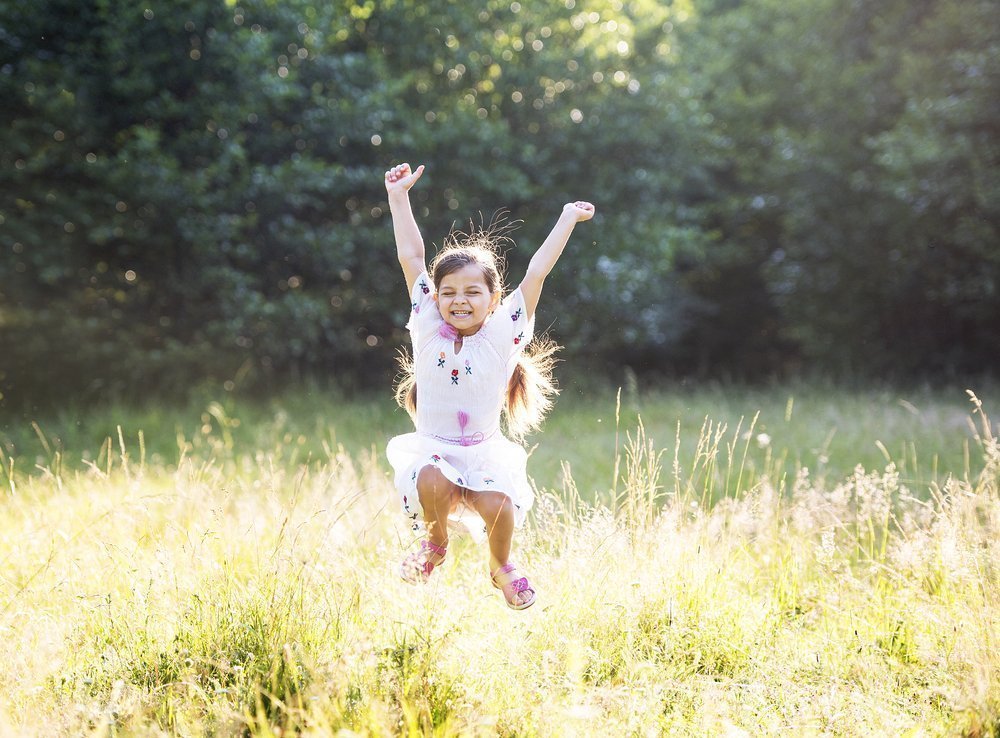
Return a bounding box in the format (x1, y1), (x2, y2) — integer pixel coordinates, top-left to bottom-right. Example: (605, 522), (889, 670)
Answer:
(464, 490), (516, 573)
(466, 490), (534, 608)
(416, 465), (461, 562)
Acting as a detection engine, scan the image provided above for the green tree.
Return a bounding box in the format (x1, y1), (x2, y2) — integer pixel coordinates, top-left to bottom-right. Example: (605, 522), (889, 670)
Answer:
(2, 0), (712, 406)
(871, 0), (1000, 371)
(673, 0), (999, 375)
(2, 0), (997, 410)
(1, 0), (398, 403)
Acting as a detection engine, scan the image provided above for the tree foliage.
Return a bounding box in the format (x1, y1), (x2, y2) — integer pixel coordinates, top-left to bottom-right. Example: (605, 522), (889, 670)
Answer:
(1, 0), (997, 407)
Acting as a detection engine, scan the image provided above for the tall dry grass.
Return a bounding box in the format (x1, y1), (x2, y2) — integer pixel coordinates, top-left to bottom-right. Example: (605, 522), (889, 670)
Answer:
(0, 392), (997, 736)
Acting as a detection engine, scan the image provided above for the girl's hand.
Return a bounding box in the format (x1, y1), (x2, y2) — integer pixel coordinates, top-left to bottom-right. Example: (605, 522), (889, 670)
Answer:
(385, 163), (425, 194)
(564, 201), (596, 222)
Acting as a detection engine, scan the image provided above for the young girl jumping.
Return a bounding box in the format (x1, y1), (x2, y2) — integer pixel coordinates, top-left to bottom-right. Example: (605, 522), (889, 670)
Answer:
(384, 162), (595, 610)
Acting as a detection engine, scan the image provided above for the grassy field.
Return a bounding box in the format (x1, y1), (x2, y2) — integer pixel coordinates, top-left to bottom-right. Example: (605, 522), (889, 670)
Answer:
(1, 383), (998, 736)
(3, 380), (995, 499)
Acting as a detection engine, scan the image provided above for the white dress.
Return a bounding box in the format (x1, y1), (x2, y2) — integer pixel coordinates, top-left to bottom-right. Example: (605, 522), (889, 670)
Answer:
(386, 271), (536, 540)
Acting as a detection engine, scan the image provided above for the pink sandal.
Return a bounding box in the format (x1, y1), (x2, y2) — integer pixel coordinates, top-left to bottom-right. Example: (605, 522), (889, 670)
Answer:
(491, 563), (536, 610)
(400, 539), (447, 584)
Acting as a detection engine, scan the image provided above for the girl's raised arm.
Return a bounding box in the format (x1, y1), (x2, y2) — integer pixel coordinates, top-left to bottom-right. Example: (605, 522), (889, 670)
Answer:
(385, 163), (427, 295)
(519, 201), (595, 320)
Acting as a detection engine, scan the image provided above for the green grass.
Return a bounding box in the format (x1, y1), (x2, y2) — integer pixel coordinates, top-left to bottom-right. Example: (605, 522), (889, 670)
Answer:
(1, 383), (998, 736)
(3, 380), (995, 501)
(538, 379), (996, 503)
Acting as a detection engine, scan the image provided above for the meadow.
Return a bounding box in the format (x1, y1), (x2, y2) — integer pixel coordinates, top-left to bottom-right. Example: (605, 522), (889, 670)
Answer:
(1, 382), (998, 736)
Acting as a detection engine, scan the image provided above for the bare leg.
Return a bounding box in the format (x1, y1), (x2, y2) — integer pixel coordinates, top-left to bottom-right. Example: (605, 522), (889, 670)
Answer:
(464, 490), (515, 571)
(465, 491), (533, 607)
(416, 465), (461, 564)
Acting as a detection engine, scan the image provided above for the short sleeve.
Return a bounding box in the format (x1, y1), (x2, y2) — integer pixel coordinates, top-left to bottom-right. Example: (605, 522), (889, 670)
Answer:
(492, 286), (535, 364)
(405, 271), (437, 348)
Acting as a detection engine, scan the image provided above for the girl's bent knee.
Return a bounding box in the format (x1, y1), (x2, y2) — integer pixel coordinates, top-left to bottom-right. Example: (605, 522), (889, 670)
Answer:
(477, 491), (514, 520)
(416, 465), (457, 503)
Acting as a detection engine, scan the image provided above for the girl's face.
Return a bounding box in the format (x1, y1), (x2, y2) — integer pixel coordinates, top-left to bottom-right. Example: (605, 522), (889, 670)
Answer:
(435, 263), (500, 336)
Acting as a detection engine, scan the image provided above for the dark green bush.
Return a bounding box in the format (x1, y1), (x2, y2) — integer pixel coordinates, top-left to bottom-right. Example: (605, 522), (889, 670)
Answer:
(1, 0), (997, 409)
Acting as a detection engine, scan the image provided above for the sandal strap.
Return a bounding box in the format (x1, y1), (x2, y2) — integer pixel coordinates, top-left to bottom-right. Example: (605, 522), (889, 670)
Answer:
(400, 539), (448, 584)
(491, 564), (535, 595)
(422, 539), (448, 557)
(490, 562), (516, 579)
(490, 563), (536, 609)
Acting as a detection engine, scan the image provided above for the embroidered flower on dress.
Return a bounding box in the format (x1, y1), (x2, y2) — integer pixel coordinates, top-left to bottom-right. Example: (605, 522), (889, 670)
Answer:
(514, 331), (524, 345)
(419, 280), (429, 294)
(511, 307), (522, 322)
(438, 352), (446, 368)
(465, 360), (472, 375)
(451, 369), (459, 385)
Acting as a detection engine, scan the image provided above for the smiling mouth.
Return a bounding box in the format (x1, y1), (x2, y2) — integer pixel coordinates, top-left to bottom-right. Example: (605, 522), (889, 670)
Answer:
(451, 310), (472, 318)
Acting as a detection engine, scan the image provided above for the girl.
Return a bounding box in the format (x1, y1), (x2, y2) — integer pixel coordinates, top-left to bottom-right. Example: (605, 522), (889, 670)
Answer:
(384, 162), (594, 610)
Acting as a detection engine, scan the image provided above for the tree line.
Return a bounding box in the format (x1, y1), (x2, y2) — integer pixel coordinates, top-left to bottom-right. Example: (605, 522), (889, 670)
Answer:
(1, 0), (997, 408)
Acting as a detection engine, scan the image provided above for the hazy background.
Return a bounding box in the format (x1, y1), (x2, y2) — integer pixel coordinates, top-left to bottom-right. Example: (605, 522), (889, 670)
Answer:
(2, 0), (998, 412)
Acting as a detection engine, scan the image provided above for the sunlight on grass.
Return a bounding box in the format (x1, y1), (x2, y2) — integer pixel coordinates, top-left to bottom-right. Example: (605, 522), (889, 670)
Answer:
(0, 390), (998, 735)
